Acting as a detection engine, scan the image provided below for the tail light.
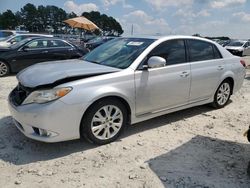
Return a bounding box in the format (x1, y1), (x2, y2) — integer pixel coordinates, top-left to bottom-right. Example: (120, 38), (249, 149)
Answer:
(240, 59), (246, 67)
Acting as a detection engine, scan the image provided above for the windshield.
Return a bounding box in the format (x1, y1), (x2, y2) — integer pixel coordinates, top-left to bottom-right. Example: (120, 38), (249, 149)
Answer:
(10, 38), (33, 49)
(83, 38), (155, 69)
(228, 41), (245, 47)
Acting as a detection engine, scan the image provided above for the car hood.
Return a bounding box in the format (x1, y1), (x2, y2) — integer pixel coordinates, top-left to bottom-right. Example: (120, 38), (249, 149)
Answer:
(225, 46), (243, 51)
(17, 59), (121, 88)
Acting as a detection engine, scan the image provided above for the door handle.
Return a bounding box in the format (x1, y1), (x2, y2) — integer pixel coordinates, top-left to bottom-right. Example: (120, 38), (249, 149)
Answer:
(217, 66), (224, 71)
(68, 48), (74, 51)
(180, 71), (189, 77)
(42, 50), (48, 53)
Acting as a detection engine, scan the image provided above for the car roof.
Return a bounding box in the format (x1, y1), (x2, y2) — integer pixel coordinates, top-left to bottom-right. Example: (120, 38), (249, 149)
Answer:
(121, 35), (218, 44)
(14, 33), (53, 36)
(26, 36), (62, 40)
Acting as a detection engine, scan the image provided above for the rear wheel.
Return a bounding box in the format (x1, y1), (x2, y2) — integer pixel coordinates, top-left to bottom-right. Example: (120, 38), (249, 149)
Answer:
(81, 99), (127, 145)
(212, 80), (232, 108)
(0, 61), (9, 77)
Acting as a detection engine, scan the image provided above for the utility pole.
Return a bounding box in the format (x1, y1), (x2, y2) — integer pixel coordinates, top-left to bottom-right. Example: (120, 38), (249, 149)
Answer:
(131, 24), (133, 36)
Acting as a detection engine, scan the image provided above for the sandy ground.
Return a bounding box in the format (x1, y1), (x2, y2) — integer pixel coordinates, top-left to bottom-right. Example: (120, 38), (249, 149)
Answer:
(0, 57), (250, 188)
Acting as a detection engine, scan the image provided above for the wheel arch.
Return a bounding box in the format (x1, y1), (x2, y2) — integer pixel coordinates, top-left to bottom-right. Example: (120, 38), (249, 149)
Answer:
(79, 95), (132, 134)
(223, 77), (234, 95)
(0, 59), (11, 72)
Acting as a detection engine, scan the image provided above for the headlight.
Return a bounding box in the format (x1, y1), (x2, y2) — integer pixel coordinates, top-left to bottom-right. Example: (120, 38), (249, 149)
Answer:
(22, 87), (72, 105)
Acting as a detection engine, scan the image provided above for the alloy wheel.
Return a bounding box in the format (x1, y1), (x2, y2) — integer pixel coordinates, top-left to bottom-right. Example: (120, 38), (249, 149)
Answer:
(91, 105), (123, 140)
(0, 62), (8, 76)
(217, 82), (230, 106)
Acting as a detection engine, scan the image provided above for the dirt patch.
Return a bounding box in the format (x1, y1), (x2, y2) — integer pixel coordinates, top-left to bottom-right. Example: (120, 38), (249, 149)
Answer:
(0, 72), (250, 187)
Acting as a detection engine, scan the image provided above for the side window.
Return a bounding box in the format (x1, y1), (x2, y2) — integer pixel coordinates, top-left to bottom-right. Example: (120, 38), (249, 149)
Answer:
(188, 40), (214, 62)
(15, 36), (24, 42)
(148, 39), (186, 65)
(47, 40), (70, 47)
(27, 40), (48, 49)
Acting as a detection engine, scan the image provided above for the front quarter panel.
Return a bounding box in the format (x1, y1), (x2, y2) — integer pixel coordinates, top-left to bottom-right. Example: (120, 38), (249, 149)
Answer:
(58, 69), (136, 118)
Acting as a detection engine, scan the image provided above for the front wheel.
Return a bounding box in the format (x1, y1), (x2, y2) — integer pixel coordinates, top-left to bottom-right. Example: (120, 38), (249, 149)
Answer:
(81, 99), (127, 145)
(212, 80), (232, 108)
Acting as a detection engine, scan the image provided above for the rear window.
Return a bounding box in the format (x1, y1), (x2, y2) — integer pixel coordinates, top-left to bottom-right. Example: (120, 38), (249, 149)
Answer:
(213, 45), (222, 59)
(188, 40), (221, 62)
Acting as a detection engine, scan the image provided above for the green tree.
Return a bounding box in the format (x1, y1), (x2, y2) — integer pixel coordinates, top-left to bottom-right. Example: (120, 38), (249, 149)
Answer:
(20, 3), (38, 32)
(0, 4), (124, 35)
(0, 10), (17, 29)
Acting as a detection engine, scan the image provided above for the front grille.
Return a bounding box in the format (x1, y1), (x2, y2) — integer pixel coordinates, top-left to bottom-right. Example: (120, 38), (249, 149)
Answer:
(10, 83), (33, 106)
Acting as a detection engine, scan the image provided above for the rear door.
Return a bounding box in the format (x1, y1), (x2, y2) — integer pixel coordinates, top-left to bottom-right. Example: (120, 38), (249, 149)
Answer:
(45, 39), (73, 60)
(135, 39), (191, 115)
(187, 39), (224, 103)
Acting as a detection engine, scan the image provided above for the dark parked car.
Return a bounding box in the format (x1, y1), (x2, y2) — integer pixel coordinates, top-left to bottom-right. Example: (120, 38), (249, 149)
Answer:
(85, 36), (116, 50)
(0, 37), (88, 76)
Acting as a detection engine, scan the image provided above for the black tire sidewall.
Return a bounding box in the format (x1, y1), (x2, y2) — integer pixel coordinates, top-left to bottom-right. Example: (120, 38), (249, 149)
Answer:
(81, 99), (127, 145)
(247, 129), (250, 142)
(213, 81), (231, 108)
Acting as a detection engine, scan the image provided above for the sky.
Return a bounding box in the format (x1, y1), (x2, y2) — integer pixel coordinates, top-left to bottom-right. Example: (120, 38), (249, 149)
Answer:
(0, 0), (250, 38)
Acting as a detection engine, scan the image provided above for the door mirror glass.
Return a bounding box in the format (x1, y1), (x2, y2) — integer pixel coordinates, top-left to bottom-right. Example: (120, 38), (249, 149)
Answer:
(147, 56), (166, 68)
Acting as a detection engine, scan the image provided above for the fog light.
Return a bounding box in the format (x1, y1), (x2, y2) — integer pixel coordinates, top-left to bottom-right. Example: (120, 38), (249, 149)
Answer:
(40, 129), (58, 137)
(32, 127), (58, 137)
(40, 129), (49, 136)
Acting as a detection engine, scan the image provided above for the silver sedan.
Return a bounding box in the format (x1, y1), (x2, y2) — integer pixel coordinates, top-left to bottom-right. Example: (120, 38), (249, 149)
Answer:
(8, 36), (246, 144)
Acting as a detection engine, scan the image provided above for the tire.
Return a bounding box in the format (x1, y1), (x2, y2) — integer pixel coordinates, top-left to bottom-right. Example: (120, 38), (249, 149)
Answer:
(212, 80), (232, 108)
(81, 99), (127, 145)
(247, 129), (250, 142)
(0, 61), (10, 77)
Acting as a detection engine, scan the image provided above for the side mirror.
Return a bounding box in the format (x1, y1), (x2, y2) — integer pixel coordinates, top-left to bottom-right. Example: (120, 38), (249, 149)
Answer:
(10, 40), (16, 44)
(147, 56), (166, 69)
(22, 46), (29, 52)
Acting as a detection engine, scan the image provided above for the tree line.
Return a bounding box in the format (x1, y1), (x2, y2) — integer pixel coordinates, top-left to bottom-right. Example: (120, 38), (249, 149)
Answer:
(0, 3), (123, 36)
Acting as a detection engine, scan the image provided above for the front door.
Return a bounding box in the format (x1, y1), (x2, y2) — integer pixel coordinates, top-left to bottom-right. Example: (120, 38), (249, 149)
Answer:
(135, 39), (191, 115)
(13, 39), (51, 71)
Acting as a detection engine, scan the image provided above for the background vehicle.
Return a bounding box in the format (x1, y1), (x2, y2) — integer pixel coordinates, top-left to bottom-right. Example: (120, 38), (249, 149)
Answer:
(225, 40), (250, 56)
(0, 30), (15, 40)
(0, 33), (53, 47)
(0, 30), (29, 40)
(8, 36), (245, 144)
(85, 36), (116, 50)
(0, 37), (88, 76)
(218, 40), (231, 47)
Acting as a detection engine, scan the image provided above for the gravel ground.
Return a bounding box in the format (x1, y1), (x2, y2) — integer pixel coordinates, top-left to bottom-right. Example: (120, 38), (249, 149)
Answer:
(0, 57), (250, 188)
